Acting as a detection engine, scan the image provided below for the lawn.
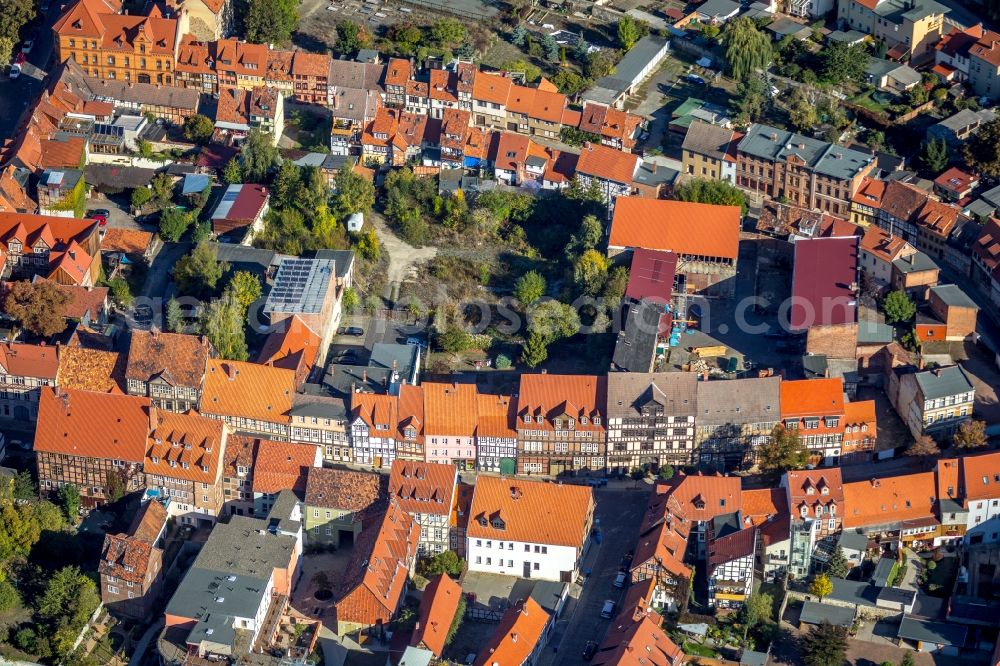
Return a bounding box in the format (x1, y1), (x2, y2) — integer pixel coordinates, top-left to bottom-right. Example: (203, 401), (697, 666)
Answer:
(851, 89), (894, 115)
(683, 640), (719, 658)
(924, 556), (959, 597)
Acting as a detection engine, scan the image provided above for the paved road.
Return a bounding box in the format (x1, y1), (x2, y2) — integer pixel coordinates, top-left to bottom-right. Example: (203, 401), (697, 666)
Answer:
(540, 485), (649, 666)
(0, 4), (59, 138)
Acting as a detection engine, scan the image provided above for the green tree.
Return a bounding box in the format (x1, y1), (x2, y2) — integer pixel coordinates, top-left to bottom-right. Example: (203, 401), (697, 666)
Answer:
(431, 18), (466, 47)
(733, 76), (767, 125)
(603, 266), (629, 304)
(820, 42), (868, 83)
(741, 590), (774, 632)
(150, 172), (175, 209)
(573, 249), (609, 296)
(617, 16), (647, 50)
(521, 332), (549, 367)
(37, 566), (100, 659)
(630, 467), (647, 487)
(0, 579), (19, 612)
(900, 652), (916, 666)
(788, 88), (819, 131)
(165, 297), (183, 332)
(586, 49), (619, 79)
(502, 58), (542, 83)
(495, 353), (512, 369)
(223, 157), (243, 184)
(418, 550), (465, 576)
(802, 620), (848, 666)
(159, 207), (192, 242)
(226, 271), (262, 312)
(920, 137), (948, 174)
(809, 573), (834, 602)
(342, 286), (360, 312)
(565, 214), (603, 258)
(334, 167), (376, 215)
(336, 20), (369, 54)
(202, 292), (248, 361)
(244, 0), (298, 44)
(867, 129), (886, 153)
(0, 37), (16, 71)
(541, 33), (560, 62)
(883, 289), (916, 324)
(722, 17), (772, 81)
(953, 419), (987, 449)
(3, 279), (69, 337)
(438, 327), (472, 353)
(272, 158), (301, 210)
(511, 25), (528, 47)
(827, 546), (849, 578)
(175, 241), (226, 298)
(356, 227), (380, 261)
(527, 300), (581, 342)
(392, 23), (423, 54)
(13, 470), (35, 500)
(130, 186), (152, 212)
(552, 69), (590, 95)
(658, 465), (674, 480)
(674, 178), (749, 214)
(105, 469), (126, 502)
(514, 271), (546, 305)
(447, 594), (467, 645)
(758, 425), (808, 473)
(240, 128), (279, 183)
(183, 113), (215, 145)
(108, 277), (134, 308)
(964, 118), (1000, 177)
(295, 165), (331, 217)
(57, 484), (81, 521)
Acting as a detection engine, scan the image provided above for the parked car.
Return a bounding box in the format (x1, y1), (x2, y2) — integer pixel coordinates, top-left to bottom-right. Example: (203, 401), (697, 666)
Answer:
(582, 641), (598, 660)
(338, 326), (364, 336)
(88, 209), (110, 226)
(613, 571), (627, 588)
(8, 63), (20, 79)
(405, 336), (427, 348)
(600, 600), (615, 619)
(620, 551), (634, 570)
(685, 74), (706, 86)
(22, 34), (36, 53)
(587, 478), (607, 487)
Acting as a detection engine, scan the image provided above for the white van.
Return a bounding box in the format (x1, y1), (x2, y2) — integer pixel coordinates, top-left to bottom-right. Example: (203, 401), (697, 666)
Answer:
(9, 63), (21, 79)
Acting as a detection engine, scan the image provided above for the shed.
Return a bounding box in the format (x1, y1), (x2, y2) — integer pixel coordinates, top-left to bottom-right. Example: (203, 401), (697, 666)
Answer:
(799, 600), (855, 628)
(346, 212), (364, 232)
(897, 616), (967, 654)
(871, 557), (896, 588)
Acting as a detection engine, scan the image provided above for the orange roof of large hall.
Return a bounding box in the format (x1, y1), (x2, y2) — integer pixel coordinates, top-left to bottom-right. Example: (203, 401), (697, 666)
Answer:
(609, 197), (741, 260)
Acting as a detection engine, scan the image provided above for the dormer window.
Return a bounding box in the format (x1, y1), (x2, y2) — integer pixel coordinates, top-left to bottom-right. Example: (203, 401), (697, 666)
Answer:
(821, 486), (829, 495)
(523, 415), (531, 423)
(806, 486), (815, 495)
(829, 504), (836, 515)
(593, 416), (601, 425)
(800, 505), (808, 517)
(580, 416), (588, 425)
(535, 415), (542, 424)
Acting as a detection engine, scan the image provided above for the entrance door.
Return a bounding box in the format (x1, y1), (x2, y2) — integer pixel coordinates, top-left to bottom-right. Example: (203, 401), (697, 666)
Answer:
(374, 456), (382, 468)
(500, 458), (516, 476)
(523, 561), (531, 578)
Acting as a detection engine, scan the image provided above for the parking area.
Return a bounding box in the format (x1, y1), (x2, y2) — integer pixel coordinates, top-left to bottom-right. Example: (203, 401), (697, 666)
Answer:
(541, 486), (648, 666)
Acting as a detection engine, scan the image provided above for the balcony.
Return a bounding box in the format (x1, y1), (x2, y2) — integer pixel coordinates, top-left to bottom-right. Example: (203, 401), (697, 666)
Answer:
(714, 592), (747, 602)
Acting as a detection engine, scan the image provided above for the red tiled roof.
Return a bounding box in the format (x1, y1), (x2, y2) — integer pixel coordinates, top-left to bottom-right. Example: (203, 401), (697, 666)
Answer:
(291, 51), (331, 78)
(741, 488), (787, 526)
(609, 197), (740, 260)
(202, 359), (295, 424)
(56, 344), (122, 393)
(625, 248), (677, 302)
(780, 377), (845, 418)
(145, 410), (225, 484)
(0, 341), (59, 379)
(251, 438), (319, 494)
(256, 315), (320, 386)
(960, 451), (1000, 501)
(660, 474), (742, 523)
(517, 373), (606, 430)
(305, 467), (384, 513)
(474, 598), (549, 666)
(467, 475), (593, 548)
(592, 611), (683, 666)
(100, 228), (153, 254)
(842, 472), (936, 528)
(35, 387), (152, 461)
(411, 574), (462, 656)
(388, 460), (456, 517)
(576, 142), (639, 184)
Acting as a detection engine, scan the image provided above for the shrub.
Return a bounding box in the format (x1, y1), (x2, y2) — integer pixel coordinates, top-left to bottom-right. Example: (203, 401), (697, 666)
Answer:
(495, 353), (512, 369)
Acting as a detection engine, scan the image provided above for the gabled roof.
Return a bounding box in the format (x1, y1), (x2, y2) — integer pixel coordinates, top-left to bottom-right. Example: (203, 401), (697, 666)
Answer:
(251, 438), (318, 495)
(467, 475), (593, 548)
(625, 248), (678, 302)
(592, 610), (683, 666)
(780, 377), (845, 418)
(125, 331), (214, 388)
(842, 472), (937, 528)
(609, 197), (740, 260)
(202, 359), (295, 424)
(35, 387), (152, 461)
(474, 597), (549, 666)
(0, 341), (59, 379)
(256, 315), (320, 386)
(517, 373), (606, 428)
(335, 501), (419, 624)
(305, 466), (384, 514)
(145, 410), (226, 484)
(411, 574), (462, 657)
(575, 142), (639, 185)
(790, 236), (858, 330)
(959, 451), (1000, 502)
(605, 372), (697, 420)
(473, 71), (513, 105)
(741, 488), (788, 526)
(56, 345), (123, 393)
(475, 393), (517, 439)
(423, 382), (478, 437)
(708, 526), (756, 567)
(387, 460), (456, 517)
(659, 475), (742, 523)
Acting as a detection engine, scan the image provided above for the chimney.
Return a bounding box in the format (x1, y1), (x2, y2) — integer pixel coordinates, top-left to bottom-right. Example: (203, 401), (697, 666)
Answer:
(225, 363), (236, 380)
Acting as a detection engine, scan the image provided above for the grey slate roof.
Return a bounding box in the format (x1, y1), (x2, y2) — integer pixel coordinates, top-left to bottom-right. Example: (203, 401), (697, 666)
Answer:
(871, 557), (896, 587)
(606, 372), (698, 420)
(585, 35), (668, 103)
(696, 376), (781, 426)
(612, 300), (662, 373)
(897, 616), (967, 647)
(827, 577), (879, 607)
(873, 0), (948, 22)
(740, 649), (769, 666)
(914, 365), (973, 400)
(698, 0), (741, 19)
(192, 515), (298, 578)
(165, 567), (268, 641)
(877, 586), (916, 606)
(291, 390), (348, 420)
(314, 249), (356, 281)
(932, 108), (996, 134)
(369, 343), (419, 379)
(682, 120), (735, 161)
(799, 600), (855, 627)
(892, 250), (938, 274)
(929, 284), (977, 309)
(633, 162), (679, 188)
(739, 124), (873, 181)
(837, 528), (869, 552)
